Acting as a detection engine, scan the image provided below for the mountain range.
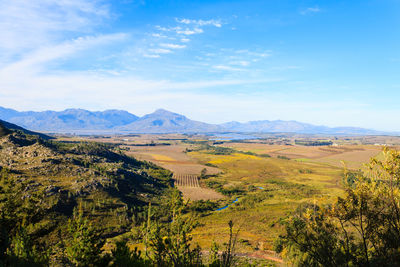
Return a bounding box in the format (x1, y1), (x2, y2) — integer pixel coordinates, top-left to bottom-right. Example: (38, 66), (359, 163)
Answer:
(0, 106), (388, 135)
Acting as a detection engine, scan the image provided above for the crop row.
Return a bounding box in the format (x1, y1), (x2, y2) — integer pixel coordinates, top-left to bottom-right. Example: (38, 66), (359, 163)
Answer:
(173, 173), (200, 187)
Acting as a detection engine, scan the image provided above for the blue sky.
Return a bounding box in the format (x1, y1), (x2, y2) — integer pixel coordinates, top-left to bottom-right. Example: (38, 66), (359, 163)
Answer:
(0, 0), (399, 131)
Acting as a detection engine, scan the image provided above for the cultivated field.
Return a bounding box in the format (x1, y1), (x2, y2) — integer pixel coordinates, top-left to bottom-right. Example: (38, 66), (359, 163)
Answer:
(219, 142), (383, 169)
(172, 173), (224, 200)
(173, 173), (200, 187)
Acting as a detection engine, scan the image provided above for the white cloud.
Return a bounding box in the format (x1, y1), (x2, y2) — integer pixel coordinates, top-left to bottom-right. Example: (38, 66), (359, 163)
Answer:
(212, 65), (245, 72)
(176, 18), (222, 28)
(0, 0), (110, 55)
(143, 54), (161, 58)
(0, 33), (128, 75)
(160, 43), (186, 49)
(148, 48), (172, 54)
(181, 38), (190, 42)
(229, 61), (250, 67)
(151, 33), (167, 38)
(176, 28), (204, 35)
(155, 25), (203, 35)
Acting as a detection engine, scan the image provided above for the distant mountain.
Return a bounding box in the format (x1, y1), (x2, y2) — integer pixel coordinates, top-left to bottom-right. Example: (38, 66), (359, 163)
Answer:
(117, 109), (223, 133)
(0, 119), (53, 139)
(0, 106), (388, 135)
(221, 120), (384, 135)
(221, 120), (325, 133)
(0, 107), (138, 131)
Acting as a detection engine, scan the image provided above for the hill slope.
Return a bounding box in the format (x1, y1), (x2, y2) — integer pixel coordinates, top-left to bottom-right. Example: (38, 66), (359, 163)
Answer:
(0, 121), (10, 137)
(0, 119), (53, 139)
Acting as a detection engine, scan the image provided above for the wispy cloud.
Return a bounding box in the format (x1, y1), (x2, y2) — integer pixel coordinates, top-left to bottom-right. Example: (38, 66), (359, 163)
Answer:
(0, 33), (128, 75)
(300, 7), (321, 15)
(0, 0), (110, 55)
(148, 48), (172, 54)
(212, 65), (245, 72)
(229, 61), (250, 67)
(176, 18), (222, 28)
(145, 17), (224, 58)
(143, 54), (161, 58)
(155, 17), (222, 37)
(176, 28), (204, 35)
(151, 33), (167, 38)
(160, 43), (186, 49)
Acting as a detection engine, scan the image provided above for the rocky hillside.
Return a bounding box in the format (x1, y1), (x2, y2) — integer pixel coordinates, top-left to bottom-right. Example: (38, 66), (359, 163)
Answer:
(0, 126), (172, 247)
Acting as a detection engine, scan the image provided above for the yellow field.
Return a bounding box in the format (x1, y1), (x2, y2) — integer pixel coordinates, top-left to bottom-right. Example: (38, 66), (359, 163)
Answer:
(149, 153), (176, 161)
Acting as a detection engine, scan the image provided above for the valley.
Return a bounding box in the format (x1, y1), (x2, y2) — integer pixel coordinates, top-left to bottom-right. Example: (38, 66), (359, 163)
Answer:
(58, 132), (395, 259)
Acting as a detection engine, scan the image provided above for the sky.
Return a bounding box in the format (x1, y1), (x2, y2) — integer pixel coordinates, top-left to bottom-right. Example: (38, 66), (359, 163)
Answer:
(0, 0), (399, 131)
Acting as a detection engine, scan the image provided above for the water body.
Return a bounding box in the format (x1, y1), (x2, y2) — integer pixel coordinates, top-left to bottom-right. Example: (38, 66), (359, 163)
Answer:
(216, 198), (239, 211)
(210, 133), (260, 141)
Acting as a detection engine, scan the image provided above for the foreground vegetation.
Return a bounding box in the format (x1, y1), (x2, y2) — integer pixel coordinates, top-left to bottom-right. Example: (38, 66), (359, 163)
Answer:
(0, 170), (264, 266)
(276, 148), (400, 266)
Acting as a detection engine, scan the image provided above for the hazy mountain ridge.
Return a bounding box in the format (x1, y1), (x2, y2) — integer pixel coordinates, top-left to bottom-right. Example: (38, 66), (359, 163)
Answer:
(0, 106), (387, 135)
(0, 107), (138, 131)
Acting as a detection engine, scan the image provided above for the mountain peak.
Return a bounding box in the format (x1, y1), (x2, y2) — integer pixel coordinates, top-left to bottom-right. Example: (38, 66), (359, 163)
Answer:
(152, 109), (178, 115)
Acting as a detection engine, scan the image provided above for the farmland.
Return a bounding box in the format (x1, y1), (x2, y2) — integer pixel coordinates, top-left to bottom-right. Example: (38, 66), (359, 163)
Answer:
(173, 173), (200, 187)
(219, 142), (383, 169)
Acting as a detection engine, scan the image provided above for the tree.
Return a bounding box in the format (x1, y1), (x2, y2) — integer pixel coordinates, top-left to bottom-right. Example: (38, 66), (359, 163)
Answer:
(0, 168), (48, 266)
(6, 226), (49, 267)
(145, 188), (202, 266)
(65, 205), (106, 266)
(200, 168), (207, 179)
(275, 148), (400, 266)
(110, 240), (146, 267)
